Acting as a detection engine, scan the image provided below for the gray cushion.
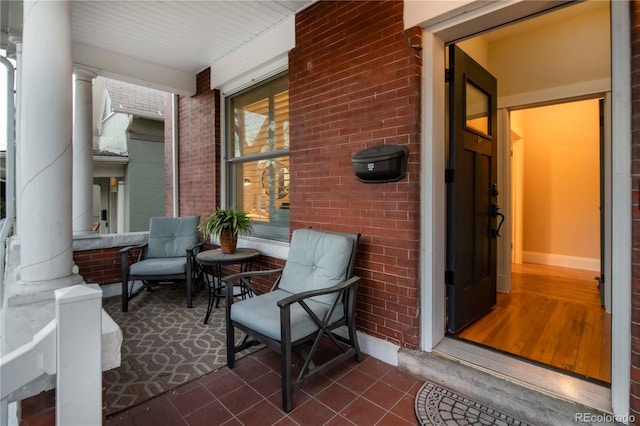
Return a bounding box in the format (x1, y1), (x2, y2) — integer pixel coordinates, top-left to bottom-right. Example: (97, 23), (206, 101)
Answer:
(147, 216), (199, 258)
(278, 229), (353, 305)
(231, 289), (345, 342)
(130, 257), (187, 276)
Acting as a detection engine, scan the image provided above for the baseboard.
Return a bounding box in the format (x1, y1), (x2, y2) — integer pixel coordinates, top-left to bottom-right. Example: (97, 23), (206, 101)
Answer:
(356, 331), (400, 366)
(522, 251), (600, 272)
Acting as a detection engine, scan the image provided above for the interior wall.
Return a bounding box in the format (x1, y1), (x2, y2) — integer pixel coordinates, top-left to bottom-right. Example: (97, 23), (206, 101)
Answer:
(457, 2), (608, 271)
(514, 99), (600, 268)
(488, 4), (610, 98)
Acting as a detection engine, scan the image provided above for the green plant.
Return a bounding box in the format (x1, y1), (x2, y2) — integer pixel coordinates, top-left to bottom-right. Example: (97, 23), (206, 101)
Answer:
(199, 207), (253, 238)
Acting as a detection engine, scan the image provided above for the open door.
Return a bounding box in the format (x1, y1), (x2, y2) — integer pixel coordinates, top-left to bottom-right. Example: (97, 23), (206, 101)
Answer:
(446, 45), (499, 333)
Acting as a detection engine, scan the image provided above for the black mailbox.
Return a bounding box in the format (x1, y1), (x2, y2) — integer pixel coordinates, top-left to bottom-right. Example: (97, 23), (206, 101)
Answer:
(351, 145), (408, 183)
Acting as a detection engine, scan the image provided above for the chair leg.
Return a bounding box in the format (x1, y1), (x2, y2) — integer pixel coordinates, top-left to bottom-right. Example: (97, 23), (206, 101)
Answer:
(349, 320), (363, 363)
(186, 274), (193, 309)
(226, 313), (236, 369)
(121, 266), (129, 312)
(281, 307), (293, 412)
(121, 280), (128, 312)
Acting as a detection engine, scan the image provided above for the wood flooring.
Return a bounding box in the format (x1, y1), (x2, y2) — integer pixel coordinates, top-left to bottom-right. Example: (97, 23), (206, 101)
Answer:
(456, 263), (611, 384)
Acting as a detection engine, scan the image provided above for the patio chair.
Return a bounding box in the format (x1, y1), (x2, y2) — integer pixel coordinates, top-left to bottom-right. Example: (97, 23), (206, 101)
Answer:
(120, 216), (202, 312)
(223, 228), (362, 412)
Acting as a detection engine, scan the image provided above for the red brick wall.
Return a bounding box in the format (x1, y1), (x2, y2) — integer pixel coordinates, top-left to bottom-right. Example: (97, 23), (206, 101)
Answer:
(288, 0), (422, 348)
(166, 68), (221, 220)
(18, 390), (55, 426)
(74, 248), (123, 285)
(631, 1), (640, 422)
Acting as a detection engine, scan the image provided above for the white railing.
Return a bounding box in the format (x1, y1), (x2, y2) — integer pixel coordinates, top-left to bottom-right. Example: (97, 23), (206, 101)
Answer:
(1, 285), (103, 426)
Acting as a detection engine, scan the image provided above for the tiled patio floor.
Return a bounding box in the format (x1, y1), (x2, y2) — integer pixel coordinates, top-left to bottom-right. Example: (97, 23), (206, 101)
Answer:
(105, 348), (422, 426)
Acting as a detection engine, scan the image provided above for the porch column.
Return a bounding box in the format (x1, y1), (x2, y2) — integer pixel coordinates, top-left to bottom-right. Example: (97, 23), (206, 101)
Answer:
(16, 0), (83, 297)
(9, 36), (22, 230)
(117, 179), (125, 233)
(72, 68), (97, 236)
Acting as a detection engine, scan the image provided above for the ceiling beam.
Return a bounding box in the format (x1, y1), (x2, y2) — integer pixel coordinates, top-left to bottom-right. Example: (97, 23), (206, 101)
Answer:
(73, 42), (196, 96)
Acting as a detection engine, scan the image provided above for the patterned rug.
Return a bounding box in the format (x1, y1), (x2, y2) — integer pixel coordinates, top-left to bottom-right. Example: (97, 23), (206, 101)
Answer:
(102, 284), (256, 415)
(415, 381), (531, 425)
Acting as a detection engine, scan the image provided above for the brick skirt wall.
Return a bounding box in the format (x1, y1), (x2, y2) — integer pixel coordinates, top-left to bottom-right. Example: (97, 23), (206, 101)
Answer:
(73, 247), (123, 285)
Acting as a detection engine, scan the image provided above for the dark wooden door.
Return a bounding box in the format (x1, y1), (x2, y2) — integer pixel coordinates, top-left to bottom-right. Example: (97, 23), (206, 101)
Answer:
(446, 45), (499, 333)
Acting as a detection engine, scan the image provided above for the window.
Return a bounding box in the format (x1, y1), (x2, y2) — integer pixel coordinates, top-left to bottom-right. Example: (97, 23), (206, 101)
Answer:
(227, 74), (289, 240)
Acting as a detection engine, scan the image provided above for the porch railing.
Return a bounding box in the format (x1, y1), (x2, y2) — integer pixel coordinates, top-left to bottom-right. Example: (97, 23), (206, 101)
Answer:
(0, 285), (103, 426)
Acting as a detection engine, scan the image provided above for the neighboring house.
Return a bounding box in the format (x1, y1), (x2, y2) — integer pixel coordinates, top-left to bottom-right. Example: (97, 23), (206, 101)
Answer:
(92, 78), (166, 233)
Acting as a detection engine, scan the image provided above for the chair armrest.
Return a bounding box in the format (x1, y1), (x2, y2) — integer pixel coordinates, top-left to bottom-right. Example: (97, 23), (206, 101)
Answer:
(223, 268), (284, 297)
(120, 243), (148, 263)
(276, 276), (360, 309)
(119, 243), (148, 254)
(186, 241), (204, 255)
(223, 268), (283, 283)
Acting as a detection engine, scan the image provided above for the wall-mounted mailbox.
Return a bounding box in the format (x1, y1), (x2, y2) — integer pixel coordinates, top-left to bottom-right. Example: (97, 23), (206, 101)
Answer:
(351, 145), (409, 183)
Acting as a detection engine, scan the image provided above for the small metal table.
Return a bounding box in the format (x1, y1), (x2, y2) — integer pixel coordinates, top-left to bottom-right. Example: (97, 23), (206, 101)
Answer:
(196, 248), (261, 324)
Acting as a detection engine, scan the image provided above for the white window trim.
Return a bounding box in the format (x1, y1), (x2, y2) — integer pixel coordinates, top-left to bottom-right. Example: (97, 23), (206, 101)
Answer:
(211, 15), (294, 95)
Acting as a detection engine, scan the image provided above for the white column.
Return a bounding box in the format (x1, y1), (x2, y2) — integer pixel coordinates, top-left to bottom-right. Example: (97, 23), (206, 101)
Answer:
(72, 68), (97, 235)
(17, 1), (82, 289)
(10, 36), (22, 233)
(117, 180), (125, 233)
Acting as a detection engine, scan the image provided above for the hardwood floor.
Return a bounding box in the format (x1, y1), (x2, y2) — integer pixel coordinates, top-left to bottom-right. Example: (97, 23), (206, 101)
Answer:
(456, 263), (611, 384)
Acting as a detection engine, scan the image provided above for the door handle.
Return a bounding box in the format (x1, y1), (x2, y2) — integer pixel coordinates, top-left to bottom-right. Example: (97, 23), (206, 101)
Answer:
(491, 203), (505, 238)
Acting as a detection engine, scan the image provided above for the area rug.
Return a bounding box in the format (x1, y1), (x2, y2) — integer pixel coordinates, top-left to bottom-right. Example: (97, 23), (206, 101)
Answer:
(102, 285), (257, 415)
(415, 381), (531, 425)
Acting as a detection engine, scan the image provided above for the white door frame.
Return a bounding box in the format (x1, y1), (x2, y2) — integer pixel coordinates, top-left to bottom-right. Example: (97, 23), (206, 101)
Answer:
(418, 0), (630, 418)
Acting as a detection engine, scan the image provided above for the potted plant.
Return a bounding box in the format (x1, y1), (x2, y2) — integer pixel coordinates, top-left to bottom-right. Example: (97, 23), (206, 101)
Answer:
(199, 207), (253, 254)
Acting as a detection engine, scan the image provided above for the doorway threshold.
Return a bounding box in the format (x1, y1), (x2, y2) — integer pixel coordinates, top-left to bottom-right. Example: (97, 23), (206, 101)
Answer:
(433, 337), (611, 414)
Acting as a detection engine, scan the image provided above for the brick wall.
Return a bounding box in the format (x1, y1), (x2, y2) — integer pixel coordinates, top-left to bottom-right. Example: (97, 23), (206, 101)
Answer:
(166, 68), (221, 220)
(631, 1), (640, 422)
(288, 0), (422, 348)
(74, 247), (123, 285)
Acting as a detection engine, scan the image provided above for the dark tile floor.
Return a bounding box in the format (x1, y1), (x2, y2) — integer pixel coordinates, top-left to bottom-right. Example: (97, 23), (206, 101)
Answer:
(105, 348), (422, 426)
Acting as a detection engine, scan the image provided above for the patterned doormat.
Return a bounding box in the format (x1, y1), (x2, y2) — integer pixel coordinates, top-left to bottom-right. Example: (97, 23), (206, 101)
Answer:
(415, 381), (531, 425)
(102, 285), (257, 415)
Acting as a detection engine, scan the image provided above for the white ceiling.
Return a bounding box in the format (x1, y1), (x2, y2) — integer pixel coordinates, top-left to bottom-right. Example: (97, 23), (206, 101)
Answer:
(71, 1), (313, 75)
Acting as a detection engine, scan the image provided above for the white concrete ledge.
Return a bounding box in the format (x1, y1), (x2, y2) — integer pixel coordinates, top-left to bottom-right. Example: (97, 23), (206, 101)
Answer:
(73, 232), (148, 251)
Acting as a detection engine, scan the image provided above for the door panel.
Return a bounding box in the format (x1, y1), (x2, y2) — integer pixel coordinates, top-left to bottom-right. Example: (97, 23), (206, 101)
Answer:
(447, 45), (498, 333)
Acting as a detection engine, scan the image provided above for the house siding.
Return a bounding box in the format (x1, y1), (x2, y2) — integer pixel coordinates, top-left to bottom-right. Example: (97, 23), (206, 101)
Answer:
(288, 0), (422, 348)
(127, 138), (165, 231)
(630, 1), (640, 421)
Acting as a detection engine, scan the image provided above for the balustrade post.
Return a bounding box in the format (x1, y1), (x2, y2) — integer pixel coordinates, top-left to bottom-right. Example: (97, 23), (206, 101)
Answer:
(55, 284), (102, 425)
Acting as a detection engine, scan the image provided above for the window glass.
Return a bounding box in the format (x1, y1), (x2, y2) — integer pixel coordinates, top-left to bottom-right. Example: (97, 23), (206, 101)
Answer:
(228, 74), (289, 239)
(465, 81), (490, 135)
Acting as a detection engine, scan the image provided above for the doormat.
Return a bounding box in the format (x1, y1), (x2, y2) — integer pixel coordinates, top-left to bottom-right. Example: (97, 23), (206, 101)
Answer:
(415, 381), (531, 425)
(102, 285), (259, 415)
